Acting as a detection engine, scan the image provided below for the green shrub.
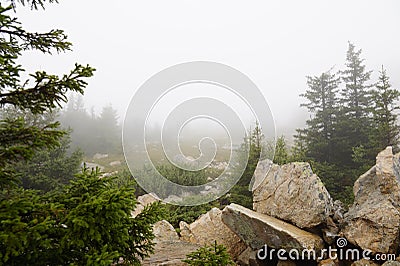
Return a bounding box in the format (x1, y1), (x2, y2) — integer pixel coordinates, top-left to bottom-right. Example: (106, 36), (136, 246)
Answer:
(182, 241), (234, 266)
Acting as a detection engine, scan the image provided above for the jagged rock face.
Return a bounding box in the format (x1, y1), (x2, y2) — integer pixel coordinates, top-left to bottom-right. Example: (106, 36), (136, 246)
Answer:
(343, 147), (400, 254)
(253, 161), (333, 229)
(221, 203), (325, 252)
(179, 207), (247, 259)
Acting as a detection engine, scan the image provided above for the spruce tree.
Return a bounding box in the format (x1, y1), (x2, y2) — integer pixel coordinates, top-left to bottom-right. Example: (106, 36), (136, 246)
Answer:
(370, 66), (400, 153)
(298, 70), (340, 163)
(0, 1), (94, 188)
(273, 135), (289, 165)
(337, 42), (373, 165)
(290, 129), (308, 162)
(96, 104), (120, 153)
(293, 43), (399, 204)
(0, 1), (164, 264)
(183, 241), (234, 266)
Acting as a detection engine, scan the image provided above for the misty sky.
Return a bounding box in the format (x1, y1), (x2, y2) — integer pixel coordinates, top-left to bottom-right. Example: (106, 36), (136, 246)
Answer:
(15, 0), (400, 136)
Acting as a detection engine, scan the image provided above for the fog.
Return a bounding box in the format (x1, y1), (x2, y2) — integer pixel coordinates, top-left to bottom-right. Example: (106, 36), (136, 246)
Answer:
(15, 0), (400, 139)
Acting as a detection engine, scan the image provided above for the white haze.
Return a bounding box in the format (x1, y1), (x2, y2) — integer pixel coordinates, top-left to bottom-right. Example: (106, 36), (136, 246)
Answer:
(15, 0), (400, 139)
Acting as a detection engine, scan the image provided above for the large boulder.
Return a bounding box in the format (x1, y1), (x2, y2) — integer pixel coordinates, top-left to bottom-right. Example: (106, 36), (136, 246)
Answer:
(153, 220), (179, 243)
(236, 247), (264, 266)
(343, 147), (400, 254)
(375, 147), (400, 199)
(351, 259), (379, 266)
(142, 219), (200, 266)
(131, 193), (159, 218)
(383, 262), (400, 266)
(221, 203), (325, 252)
(253, 161), (333, 228)
(343, 197), (400, 254)
(179, 207), (247, 259)
(352, 146), (400, 204)
(141, 241), (200, 266)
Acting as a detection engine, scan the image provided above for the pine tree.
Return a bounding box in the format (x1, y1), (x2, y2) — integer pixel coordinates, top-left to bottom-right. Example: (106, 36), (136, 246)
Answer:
(183, 241), (234, 266)
(337, 42), (373, 165)
(290, 129), (308, 162)
(223, 123), (264, 208)
(273, 135), (289, 165)
(298, 70), (340, 163)
(237, 123), (263, 186)
(96, 104), (120, 153)
(1, 169), (164, 265)
(293, 43), (399, 204)
(0, 1), (163, 264)
(340, 42), (373, 124)
(0, 2), (94, 188)
(0, 107), (83, 192)
(370, 66), (400, 153)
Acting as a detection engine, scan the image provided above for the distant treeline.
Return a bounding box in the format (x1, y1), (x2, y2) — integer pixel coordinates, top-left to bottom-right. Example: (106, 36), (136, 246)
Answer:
(59, 94), (121, 156)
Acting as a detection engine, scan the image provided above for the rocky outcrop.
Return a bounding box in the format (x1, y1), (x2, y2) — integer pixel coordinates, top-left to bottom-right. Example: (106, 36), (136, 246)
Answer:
(179, 207), (246, 259)
(343, 147), (400, 254)
(253, 161), (333, 229)
(221, 203), (325, 252)
(142, 147), (400, 265)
